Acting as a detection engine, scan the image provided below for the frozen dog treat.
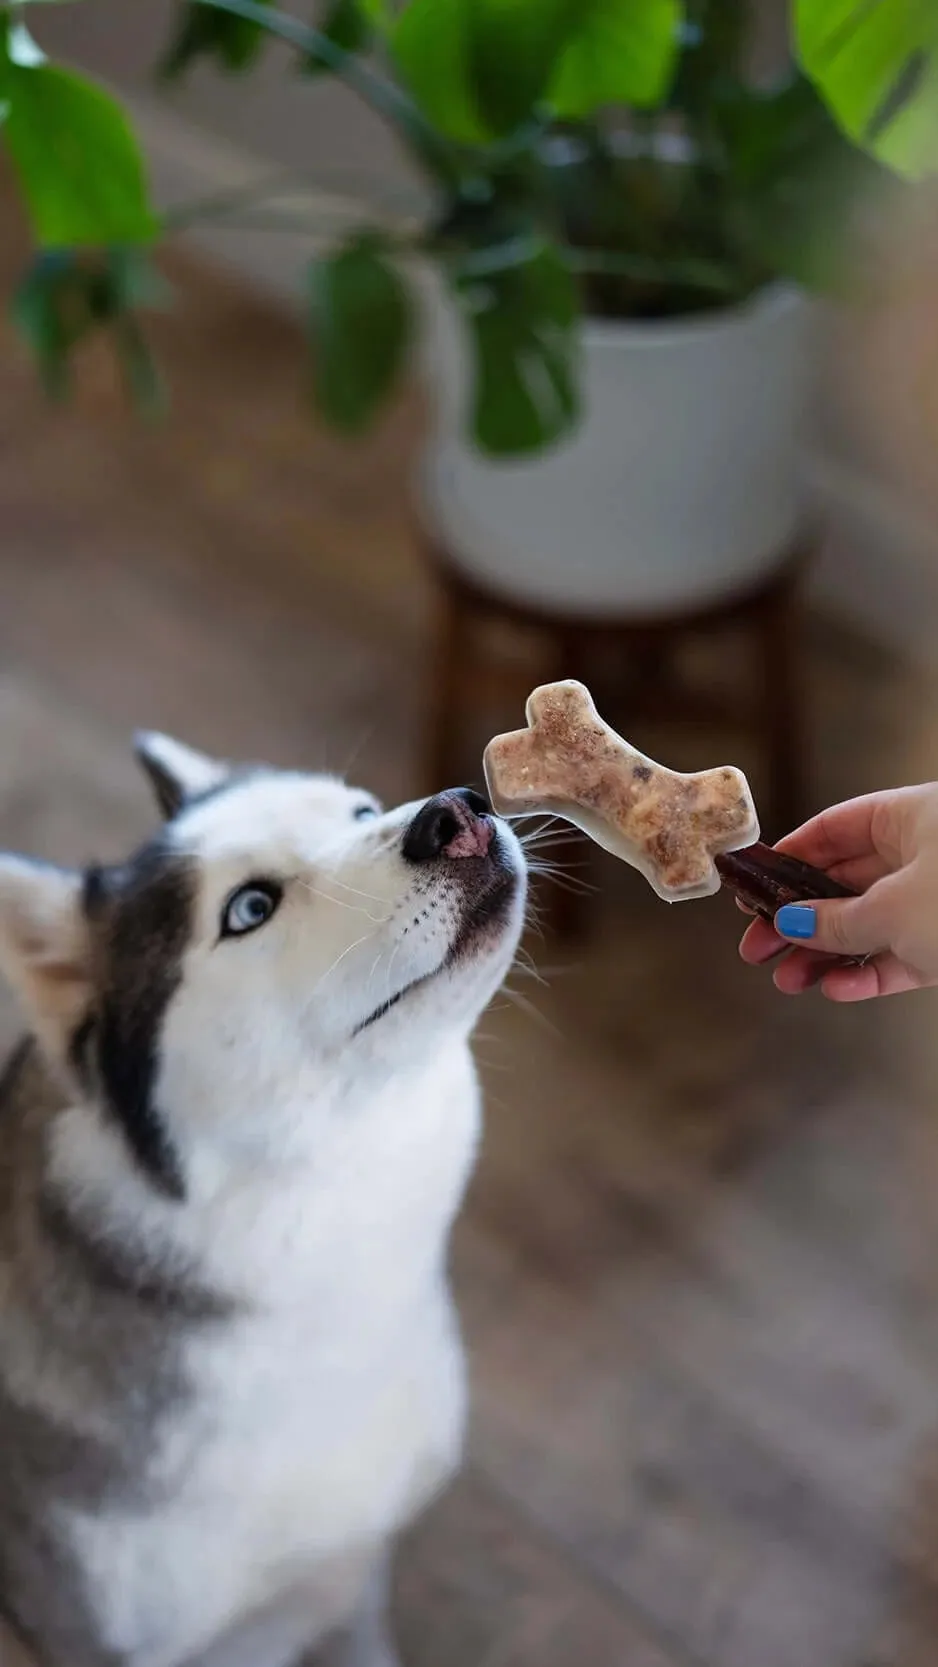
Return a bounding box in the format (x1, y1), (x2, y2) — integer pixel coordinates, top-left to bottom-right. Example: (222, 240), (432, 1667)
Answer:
(484, 682), (863, 953)
(483, 680), (759, 903)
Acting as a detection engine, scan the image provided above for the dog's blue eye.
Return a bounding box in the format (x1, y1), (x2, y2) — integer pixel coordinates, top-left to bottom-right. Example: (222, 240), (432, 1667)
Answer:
(353, 803), (379, 822)
(221, 882), (282, 938)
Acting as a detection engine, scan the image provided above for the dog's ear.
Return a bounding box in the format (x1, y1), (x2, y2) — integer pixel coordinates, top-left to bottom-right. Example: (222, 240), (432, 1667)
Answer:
(134, 732), (229, 820)
(0, 857), (91, 1047)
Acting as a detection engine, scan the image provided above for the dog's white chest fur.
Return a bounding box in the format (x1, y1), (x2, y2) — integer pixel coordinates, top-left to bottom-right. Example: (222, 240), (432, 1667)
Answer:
(64, 1043), (480, 1667)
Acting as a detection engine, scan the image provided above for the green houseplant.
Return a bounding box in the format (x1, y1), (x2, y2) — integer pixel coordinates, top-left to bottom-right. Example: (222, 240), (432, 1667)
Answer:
(400, 0), (896, 614)
(2, 0), (933, 463)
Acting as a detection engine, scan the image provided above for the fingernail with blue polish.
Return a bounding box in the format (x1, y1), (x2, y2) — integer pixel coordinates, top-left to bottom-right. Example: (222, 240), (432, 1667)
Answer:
(776, 904), (817, 940)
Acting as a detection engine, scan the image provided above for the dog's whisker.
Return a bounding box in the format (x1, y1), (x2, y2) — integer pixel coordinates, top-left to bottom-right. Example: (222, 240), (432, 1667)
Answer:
(479, 1086), (512, 1115)
(501, 985), (563, 1037)
(296, 879), (386, 924)
(521, 903), (547, 941)
(512, 947), (547, 987)
(473, 1052), (512, 1074)
(517, 816), (577, 832)
(503, 810), (572, 825)
(517, 836), (582, 855)
(527, 879), (595, 903)
(312, 929), (377, 993)
(525, 865), (597, 896)
(520, 843), (583, 861)
(540, 876), (597, 899)
(524, 852), (591, 871)
(518, 824), (582, 844)
(319, 872), (387, 907)
(339, 725), (376, 781)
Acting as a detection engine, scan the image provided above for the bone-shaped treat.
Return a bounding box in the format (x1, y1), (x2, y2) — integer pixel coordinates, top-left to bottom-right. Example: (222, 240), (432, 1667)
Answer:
(483, 681), (760, 902)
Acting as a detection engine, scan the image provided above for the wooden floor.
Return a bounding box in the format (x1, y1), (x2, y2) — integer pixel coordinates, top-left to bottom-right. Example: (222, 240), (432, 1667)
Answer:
(3, 204), (938, 1667)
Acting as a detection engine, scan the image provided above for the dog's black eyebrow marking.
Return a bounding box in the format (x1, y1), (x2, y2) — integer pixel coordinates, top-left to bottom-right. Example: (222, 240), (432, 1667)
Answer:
(67, 1014), (96, 1093)
(0, 1035), (34, 1121)
(84, 840), (195, 1201)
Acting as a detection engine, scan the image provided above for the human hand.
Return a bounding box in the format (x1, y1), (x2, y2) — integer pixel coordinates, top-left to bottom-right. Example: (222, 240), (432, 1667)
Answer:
(739, 784), (938, 1001)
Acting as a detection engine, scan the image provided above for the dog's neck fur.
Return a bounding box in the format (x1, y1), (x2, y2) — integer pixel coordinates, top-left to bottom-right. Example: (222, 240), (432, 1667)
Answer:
(40, 1028), (477, 1312)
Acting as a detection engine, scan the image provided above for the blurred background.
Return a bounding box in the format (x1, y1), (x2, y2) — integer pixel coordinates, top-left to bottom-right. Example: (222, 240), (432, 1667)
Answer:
(4, 2), (938, 1663)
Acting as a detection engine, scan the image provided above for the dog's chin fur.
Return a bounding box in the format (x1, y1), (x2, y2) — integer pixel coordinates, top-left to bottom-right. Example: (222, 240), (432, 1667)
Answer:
(0, 738), (527, 1667)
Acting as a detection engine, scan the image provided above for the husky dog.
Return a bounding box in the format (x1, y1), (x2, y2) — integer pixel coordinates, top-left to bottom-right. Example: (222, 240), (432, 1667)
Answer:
(0, 735), (526, 1667)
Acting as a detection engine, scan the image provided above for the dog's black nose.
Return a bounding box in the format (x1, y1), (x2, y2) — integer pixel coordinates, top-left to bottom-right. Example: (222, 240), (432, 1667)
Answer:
(403, 788), (492, 863)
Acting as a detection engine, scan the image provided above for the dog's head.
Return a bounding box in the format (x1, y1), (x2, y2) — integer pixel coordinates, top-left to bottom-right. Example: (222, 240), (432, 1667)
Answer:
(0, 736), (526, 1196)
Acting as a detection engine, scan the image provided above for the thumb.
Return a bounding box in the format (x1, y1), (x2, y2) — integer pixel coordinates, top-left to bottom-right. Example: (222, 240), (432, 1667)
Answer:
(774, 886), (894, 960)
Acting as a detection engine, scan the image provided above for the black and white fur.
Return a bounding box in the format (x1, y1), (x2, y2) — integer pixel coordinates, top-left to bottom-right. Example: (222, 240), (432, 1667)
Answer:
(0, 735), (526, 1667)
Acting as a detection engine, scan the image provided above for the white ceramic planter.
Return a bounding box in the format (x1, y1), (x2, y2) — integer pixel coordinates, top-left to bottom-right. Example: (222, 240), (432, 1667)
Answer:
(419, 282), (817, 617)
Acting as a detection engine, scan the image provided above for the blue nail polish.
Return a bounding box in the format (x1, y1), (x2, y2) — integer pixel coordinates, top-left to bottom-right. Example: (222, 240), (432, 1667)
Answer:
(776, 904), (817, 940)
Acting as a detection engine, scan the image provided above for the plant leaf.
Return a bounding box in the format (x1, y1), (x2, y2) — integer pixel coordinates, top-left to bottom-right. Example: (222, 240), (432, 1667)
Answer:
(357, 0), (391, 24)
(715, 70), (889, 291)
(465, 0), (577, 137)
(114, 317), (166, 415)
(392, 0), (584, 143)
(107, 247), (175, 311)
(11, 254), (74, 395)
(3, 63), (156, 245)
(667, 0), (748, 117)
(300, 0), (374, 74)
(11, 249), (165, 402)
(455, 241), (580, 455)
(550, 0), (682, 115)
(391, 0), (488, 143)
(795, 0), (938, 179)
(308, 237), (412, 432)
(393, 0), (681, 142)
(161, 0), (273, 77)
